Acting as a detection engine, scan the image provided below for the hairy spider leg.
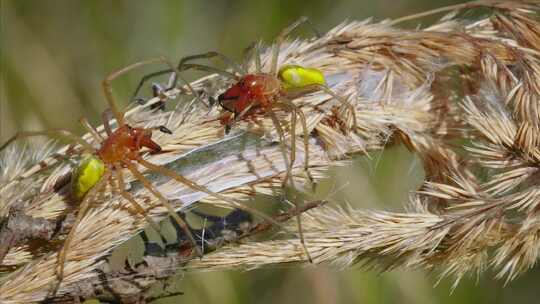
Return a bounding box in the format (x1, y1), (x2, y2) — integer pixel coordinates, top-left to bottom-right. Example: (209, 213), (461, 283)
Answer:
(131, 51), (242, 103)
(222, 102), (256, 133)
(102, 58), (168, 126)
(161, 57), (212, 109)
(253, 103), (312, 262)
(113, 163), (163, 233)
(285, 83), (358, 132)
(79, 117), (104, 143)
(0, 130), (94, 153)
(178, 51), (246, 77)
(270, 16), (307, 75)
(101, 109), (115, 136)
(267, 109), (291, 184)
(272, 100), (312, 183)
(241, 41), (263, 73)
(266, 17), (325, 263)
(131, 69), (174, 103)
(249, 15), (321, 76)
(267, 102), (313, 263)
(135, 157), (289, 233)
(52, 170), (111, 295)
(124, 162), (201, 254)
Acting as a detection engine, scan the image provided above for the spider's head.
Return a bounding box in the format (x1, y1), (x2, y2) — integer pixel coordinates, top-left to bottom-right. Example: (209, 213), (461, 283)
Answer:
(128, 125), (171, 154)
(218, 81), (244, 113)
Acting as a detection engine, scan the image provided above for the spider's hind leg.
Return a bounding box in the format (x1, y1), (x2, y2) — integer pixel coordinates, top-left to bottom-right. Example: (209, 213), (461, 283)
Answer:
(270, 16), (320, 76)
(272, 100), (314, 186)
(267, 104), (314, 263)
(0, 130), (94, 153)
(124, 162), (203, 257)
(51, 170), (111, 296)
(102, 57), (167, 125)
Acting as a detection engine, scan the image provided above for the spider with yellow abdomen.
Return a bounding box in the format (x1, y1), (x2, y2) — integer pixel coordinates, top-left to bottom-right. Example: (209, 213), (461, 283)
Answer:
(130, 18), (358, 262)
(0, 57), (288, 296)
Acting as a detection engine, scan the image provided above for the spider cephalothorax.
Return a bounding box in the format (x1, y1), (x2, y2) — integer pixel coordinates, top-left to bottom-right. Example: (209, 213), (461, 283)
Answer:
(97, 125), (171, 163)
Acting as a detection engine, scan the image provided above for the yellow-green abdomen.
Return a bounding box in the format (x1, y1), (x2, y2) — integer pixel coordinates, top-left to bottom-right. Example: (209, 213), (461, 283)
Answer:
(278, 65), (326, 90)
(71, 154), (105, 200)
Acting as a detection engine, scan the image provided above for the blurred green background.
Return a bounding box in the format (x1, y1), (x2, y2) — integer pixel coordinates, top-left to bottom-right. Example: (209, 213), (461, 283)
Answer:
(2, 0), (540, 303)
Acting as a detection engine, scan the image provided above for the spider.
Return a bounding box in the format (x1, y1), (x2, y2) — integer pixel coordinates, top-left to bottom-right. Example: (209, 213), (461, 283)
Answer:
(130, 18), (358, 262)
(0, 57), (287, 295)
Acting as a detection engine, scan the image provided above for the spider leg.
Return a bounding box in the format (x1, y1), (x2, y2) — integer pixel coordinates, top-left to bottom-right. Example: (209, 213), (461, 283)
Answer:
(313, 84), (358, 132)
(114, 168), (180, 251)
(101, 109), (115, 136)
(108, 165), (119, 196)
(131, 66), (210, 103)
(158, 58), (212, 112)
(131, 69), (173, 102)
(254, 43), (262, 74)
(225, 102), (256, 133)
(113, 163), (163, 235)
(270, 16), (310, 75)
(134, 157), (290, 234)
(52, 170), (111, 296)
(267, 105), (313, 263)
(103, 57), (165, 126)
(79, 117), (104, 143)
(178, 51), (245, 75)
(131, 52), (240, 102)
(286, 83), (358, 133)
(267, 109), (292, 187)
(0, 129), (94, 153)
(124, 162), (203, 257)
(132, 62), (231, 111)
(178, 63), (238, 80)
(150, 83), (168, 111)
(273, 100), (313, 184)
(244, 41), (263, 74)
(270, 107), (296, 187)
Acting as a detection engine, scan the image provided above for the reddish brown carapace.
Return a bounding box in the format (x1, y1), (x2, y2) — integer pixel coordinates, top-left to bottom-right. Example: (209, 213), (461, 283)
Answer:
(218, 74), (281, 125)
(97, 125), (163, 163)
